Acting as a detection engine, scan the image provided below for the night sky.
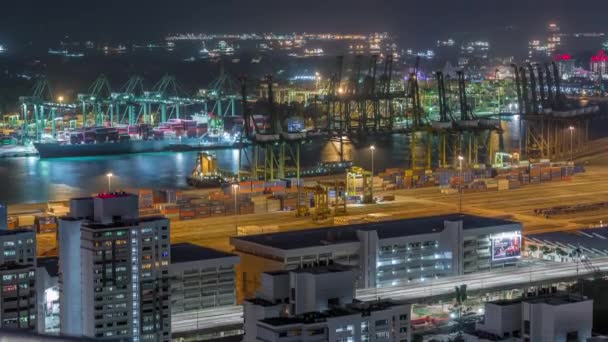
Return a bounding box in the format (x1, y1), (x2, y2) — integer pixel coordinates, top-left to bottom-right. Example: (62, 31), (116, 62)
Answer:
(1, 0), (607, 48)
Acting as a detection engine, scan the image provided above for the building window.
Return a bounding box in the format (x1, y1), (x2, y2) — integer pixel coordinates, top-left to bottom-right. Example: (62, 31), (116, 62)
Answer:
(524, 320), (530, 334)
(375, 319), (388, 327)
(399, 314), (408, 321)
(2, 285), (17, 292)
(566, 331), (578, 342)
(375, 331), (390, 339)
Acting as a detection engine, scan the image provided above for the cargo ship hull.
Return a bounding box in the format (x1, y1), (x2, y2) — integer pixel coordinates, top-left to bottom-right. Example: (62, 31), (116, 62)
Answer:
(34, 138), (237, 158)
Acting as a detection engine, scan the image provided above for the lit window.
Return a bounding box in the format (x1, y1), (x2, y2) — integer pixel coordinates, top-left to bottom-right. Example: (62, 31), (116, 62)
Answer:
(2, 285), (17, 292)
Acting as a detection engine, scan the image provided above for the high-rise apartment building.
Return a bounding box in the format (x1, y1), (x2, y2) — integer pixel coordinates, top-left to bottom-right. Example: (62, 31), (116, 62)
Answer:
(59, 193), (171, 341)
(0, 229), (37, 330)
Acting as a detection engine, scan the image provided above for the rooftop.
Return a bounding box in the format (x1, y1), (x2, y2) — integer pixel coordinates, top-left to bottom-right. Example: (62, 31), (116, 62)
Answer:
(0, 262), (34, 272)
(234, 214), (518, 250)
(95, 192), (137, 199)
(245, 297), (279, 307)
(527, 227), (608, 256)
(0, 228), (35, 237)
(259, 300), (408, 327)
(38, 256), (59, 277)
(171, 242), (237, 264)
(491, 293), (588, 307)
(270, 263), (352, 275)
(82, 216), (167, 230)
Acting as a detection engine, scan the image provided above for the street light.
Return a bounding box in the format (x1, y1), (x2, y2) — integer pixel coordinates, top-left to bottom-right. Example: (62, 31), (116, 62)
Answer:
(569, 126), (574, 161)
(106, 173), (113, 193)
(370, 145), (376, 202)
(232, 184), (239, 234)
(458, 156), (464, 213)
(57, 96), (64, 104)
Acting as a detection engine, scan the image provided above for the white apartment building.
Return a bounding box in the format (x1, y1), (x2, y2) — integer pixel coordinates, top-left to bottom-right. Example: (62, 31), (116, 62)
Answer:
(58, 193), (171, 341)
(244, 264), (411, 342)
(0, 229), (37, 330)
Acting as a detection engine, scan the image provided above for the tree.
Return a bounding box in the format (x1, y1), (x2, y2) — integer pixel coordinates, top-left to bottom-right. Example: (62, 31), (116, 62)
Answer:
(527, 245), (538, 253)
(541, 246), (553, 255)
(555, 248), (567, 257)
(454, 284), (468, 305)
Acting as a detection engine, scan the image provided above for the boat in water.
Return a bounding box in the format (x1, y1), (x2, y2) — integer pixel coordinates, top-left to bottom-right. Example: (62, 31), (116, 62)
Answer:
(187, 152), (233, 188)
(34, 118), (239, 158)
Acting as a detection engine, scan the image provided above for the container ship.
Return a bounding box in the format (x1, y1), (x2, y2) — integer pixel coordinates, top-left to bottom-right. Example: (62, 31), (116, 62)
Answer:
(34, 116), (239, 158)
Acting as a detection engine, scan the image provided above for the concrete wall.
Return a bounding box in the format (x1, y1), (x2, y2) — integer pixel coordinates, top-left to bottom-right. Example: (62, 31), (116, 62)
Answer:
(93, 195), (138, 224)
(58, 219), (83, 337)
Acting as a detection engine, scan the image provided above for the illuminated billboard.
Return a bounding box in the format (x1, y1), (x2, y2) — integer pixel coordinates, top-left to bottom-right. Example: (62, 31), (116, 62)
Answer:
(491, 232), (521, 261)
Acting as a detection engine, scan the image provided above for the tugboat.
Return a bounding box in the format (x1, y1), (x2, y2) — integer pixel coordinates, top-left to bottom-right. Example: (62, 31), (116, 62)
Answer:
(186, 152), (233, 188)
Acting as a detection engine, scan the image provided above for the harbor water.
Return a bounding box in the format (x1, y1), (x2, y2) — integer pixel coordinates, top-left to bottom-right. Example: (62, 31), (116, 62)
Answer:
(1, 113), (605, 205)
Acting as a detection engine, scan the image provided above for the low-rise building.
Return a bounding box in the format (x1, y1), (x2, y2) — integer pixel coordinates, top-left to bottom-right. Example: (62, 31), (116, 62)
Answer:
(170, 242), (241, 340)
(244, 264), (411, 342)
(231, 214), (522, 298)
(465, 293), (593, 342)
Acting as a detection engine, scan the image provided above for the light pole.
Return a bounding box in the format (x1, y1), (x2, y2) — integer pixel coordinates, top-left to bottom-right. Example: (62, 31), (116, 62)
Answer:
(370, 145), (376, 202)
(458, 156), (464, 213)
(106, 173), (113, 193)
(232, 184), (239, 234)
(569, 126), (574, 161)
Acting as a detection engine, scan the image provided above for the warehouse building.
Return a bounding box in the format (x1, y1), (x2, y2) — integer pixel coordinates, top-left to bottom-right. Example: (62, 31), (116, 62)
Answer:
(231, 214), (522, 297)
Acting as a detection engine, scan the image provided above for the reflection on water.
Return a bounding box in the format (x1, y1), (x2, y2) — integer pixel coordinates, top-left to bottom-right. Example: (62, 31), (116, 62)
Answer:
(0, 114), (604, 205)
(0, 138), (412, 204)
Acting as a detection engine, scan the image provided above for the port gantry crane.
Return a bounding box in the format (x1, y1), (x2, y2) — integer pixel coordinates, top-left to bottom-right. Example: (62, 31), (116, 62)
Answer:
(78, 74), (113, 127)
(203, 62), (241, 117)
(142, 74), (205, 124)
(110, 76), (145, 126)
(19, 74), (213, 142)
(19, 77), (77, 141)
(513, 62), (601, 161)
(238, 75), (306, 182)
(318, 55), (407, 162)
(307, 55), (506, 170)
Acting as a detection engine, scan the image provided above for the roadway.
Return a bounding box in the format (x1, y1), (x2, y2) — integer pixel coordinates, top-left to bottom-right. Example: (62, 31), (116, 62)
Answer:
(174, 257), (608, 331)
(172, 306), (242, 334)
(32, 139), (608, 257)
(356, 257), (608, 302)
